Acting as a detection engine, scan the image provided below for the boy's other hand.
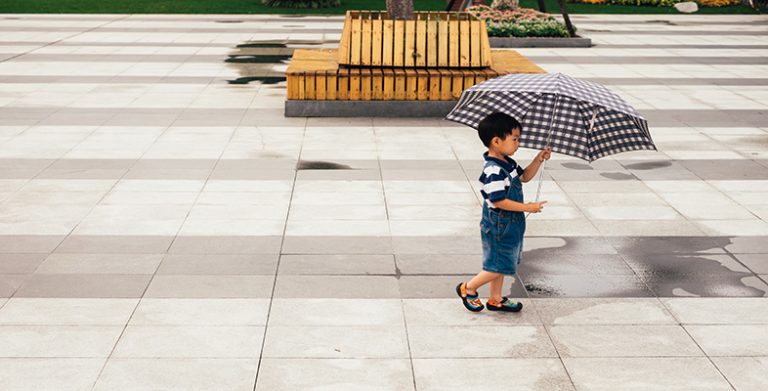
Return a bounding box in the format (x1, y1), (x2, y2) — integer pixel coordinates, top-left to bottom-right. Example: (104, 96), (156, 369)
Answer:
(537, 147), (552, 162)
(526, 201), (547, 213)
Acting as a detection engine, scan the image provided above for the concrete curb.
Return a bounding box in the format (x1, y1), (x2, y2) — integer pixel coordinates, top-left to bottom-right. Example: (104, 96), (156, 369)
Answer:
(284, 100), (458, 117)
(489, 36), (592, 48)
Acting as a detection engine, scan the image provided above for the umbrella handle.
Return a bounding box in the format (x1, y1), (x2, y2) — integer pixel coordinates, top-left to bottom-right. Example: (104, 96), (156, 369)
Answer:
(525, 157), (548, 219)
(526, 94), (558, 219)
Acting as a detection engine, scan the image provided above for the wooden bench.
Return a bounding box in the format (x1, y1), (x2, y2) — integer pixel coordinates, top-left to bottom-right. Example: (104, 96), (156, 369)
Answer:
(287, 48), (544, 101)
(286, 11), (545, 104)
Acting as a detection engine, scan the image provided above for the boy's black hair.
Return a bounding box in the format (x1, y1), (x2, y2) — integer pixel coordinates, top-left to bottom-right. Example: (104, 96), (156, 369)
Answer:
(477, 112), (522, 147)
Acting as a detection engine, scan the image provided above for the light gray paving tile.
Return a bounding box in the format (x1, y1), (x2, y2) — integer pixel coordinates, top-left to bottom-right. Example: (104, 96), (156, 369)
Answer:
(144, 275), (274, 298)
(36, 253), (162, 274)
(413, 358), (574, 391)
(268, 298), (404, 326)
(281, 236), (393, 254)
(0, 298), (137, 325)
(113, 326), (264, 358)
(0, 235), (64, 253)
(403, 298), (540, 326)
(711, 357), (768, 391)
(55, 235), (174, 254)
(408, 325), (557, 358)
(686, 325), (768, 356)
(94, 358), (258, 391)
(262, 325), (409, 358)
(550, 325), (702, 357)
(395, 254), (479, 274)
(734, 254), (768, 274)
(662, 298), (768, 324)
(0, 275), (27, 298)
(156, 253), (278, 275)
(725, 237), (768, 254)
(130, 299), (270, 326)
(278, 254), (394, 275)
(274, 275), (400, 298)
(14, 274), (152, 298)
(256, 358), (414, 391)
(0, 253), (47, 274)
(168, 235), (282, 254)
(0, 358), (105, 391)
(534, 298), (676, 325)
(563, 358), (732, 391)
(0, 325), (123, 358)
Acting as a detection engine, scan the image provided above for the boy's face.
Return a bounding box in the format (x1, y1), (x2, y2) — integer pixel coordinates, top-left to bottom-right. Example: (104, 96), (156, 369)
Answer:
(492, 128), (521, 156)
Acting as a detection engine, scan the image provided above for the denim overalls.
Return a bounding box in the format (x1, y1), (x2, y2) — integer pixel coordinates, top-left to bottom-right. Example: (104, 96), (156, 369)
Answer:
(480, 163), (526, 275)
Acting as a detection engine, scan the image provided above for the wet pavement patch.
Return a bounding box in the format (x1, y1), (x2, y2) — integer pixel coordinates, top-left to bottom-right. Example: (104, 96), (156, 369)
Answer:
(562, 162), (592, 170)
(215, 20), (243, 23)
(296, 160), (353, 170)
(225, 54), (291, 64)
(599, 172), (636, 180)
(226, 76), (286, 85)
(624, 161), (673, 170)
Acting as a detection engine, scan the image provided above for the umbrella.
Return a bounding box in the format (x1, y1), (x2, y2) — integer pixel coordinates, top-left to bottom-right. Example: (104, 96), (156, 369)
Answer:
(445, 72), (656, 203)
(446, 72), (656, 162)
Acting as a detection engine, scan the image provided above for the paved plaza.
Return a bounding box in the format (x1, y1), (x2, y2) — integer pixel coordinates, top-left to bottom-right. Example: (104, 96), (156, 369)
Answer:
(0, 12), (768, 390)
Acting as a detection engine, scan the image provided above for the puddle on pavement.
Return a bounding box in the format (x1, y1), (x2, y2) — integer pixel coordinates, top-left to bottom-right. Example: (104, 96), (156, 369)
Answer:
(296, 160), (353, 170)
(599, 172), (635, 180)
(227, 76), (286, 85)
(226, 55), (292, 64)
(562, 162), (592, 170)
(624, 161), (673, 170)
(225, 40), (335, 85)
(215, 20), (244, 23)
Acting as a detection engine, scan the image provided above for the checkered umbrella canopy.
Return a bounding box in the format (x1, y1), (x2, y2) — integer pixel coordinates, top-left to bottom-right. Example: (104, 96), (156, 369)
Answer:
(445, 73), (656, 162)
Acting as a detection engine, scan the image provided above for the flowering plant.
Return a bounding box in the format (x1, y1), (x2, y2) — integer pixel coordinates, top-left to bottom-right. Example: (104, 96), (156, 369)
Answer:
(467, 5), (571, 38)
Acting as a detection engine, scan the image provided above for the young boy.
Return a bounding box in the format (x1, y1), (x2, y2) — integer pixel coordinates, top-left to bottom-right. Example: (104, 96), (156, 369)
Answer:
(457, 112), (550, 313)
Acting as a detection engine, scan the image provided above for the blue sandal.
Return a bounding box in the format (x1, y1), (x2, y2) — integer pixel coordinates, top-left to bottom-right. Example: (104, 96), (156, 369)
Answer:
(486, 297), (523, 313)
(456, 282), (484, 312)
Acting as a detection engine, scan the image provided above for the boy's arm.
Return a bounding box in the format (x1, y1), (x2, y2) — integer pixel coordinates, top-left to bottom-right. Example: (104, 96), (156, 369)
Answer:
(520, 147), (552, 183)
(493, 199), (547, 213)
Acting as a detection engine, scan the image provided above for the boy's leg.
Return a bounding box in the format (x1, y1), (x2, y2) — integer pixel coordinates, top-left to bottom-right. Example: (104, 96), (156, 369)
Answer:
(488, 274), (504, 302)
(466, 271), (501, 294)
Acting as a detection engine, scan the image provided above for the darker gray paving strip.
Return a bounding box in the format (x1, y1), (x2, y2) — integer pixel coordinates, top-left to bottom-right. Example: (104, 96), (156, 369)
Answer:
(1, 107), (764, 127)
(583, 77), (768, 86)
(13, 274), (153, 298)
(0, 15), (343, 23)
(583, 29), (768, 36)
(595, 44), (768, 49)
(0, 26), (342, 33)
(0, 75), (222, 84)
(531, 56), (768, 65)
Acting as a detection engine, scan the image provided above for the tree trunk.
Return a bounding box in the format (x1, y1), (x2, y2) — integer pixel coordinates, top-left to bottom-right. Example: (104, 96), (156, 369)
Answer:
(386, 0), (414, 20)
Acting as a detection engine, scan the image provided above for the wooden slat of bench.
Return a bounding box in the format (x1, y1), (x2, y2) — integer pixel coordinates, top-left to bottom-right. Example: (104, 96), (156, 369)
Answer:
(305, 72), (316, 100)
(383, 68), (395, 100)
(490, 50), (546, 74)
(338, 12), (351, 65)
(326, 69), (337, 100)
(439, 69), (452, 101)
(450, 69), (463, 99)
(460, 15), (471, 67)
(415, 15), (426, 67)
(315, 70), (326, 100)
(480, 20), (492, 68)
(416, 69), (428, 100)
(449, 16), (459, 68)
(405, 69), (418, 100)
(394, 68), (406, 100)
(470, 20), (481, 68)
(394, 20), (405, 67)
(382, 20), (394, 67)
(427, 15), (437, 68)
(338, 68), (349, 100)
(427, 69), (441, 101)
(361, 68), (372, 100)
(350, 15), (362, 66)
(372, 17), (383, 66)
(404, 20), (416, 67)
(438, 16), (448, 68)
(372, 68), (383, 100)
(362, 16), (372, 66)
(349, 68), (361, 100)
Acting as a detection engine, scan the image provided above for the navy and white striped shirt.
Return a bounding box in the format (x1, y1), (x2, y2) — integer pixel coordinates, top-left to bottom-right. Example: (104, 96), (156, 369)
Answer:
(479, 152), (524, 208)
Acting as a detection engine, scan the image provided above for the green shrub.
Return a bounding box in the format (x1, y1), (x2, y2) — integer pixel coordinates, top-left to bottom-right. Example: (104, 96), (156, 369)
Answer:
(262, 0), (340, 8)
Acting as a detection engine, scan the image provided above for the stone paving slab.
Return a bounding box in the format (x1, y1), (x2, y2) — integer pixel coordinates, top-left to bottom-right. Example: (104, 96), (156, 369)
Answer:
(0, 12), (767, 391)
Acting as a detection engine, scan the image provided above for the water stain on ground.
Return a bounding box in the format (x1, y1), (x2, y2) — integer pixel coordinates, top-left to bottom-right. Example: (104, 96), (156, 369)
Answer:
(599, 172), (636, 180)
(227, 76), (286, 85)
(624, 161), (673, 170)
(296, 160), (353, 170)
(225, 55), (291, 64)
(561, 162), (592, 170)
(520, 236), (767, 297)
